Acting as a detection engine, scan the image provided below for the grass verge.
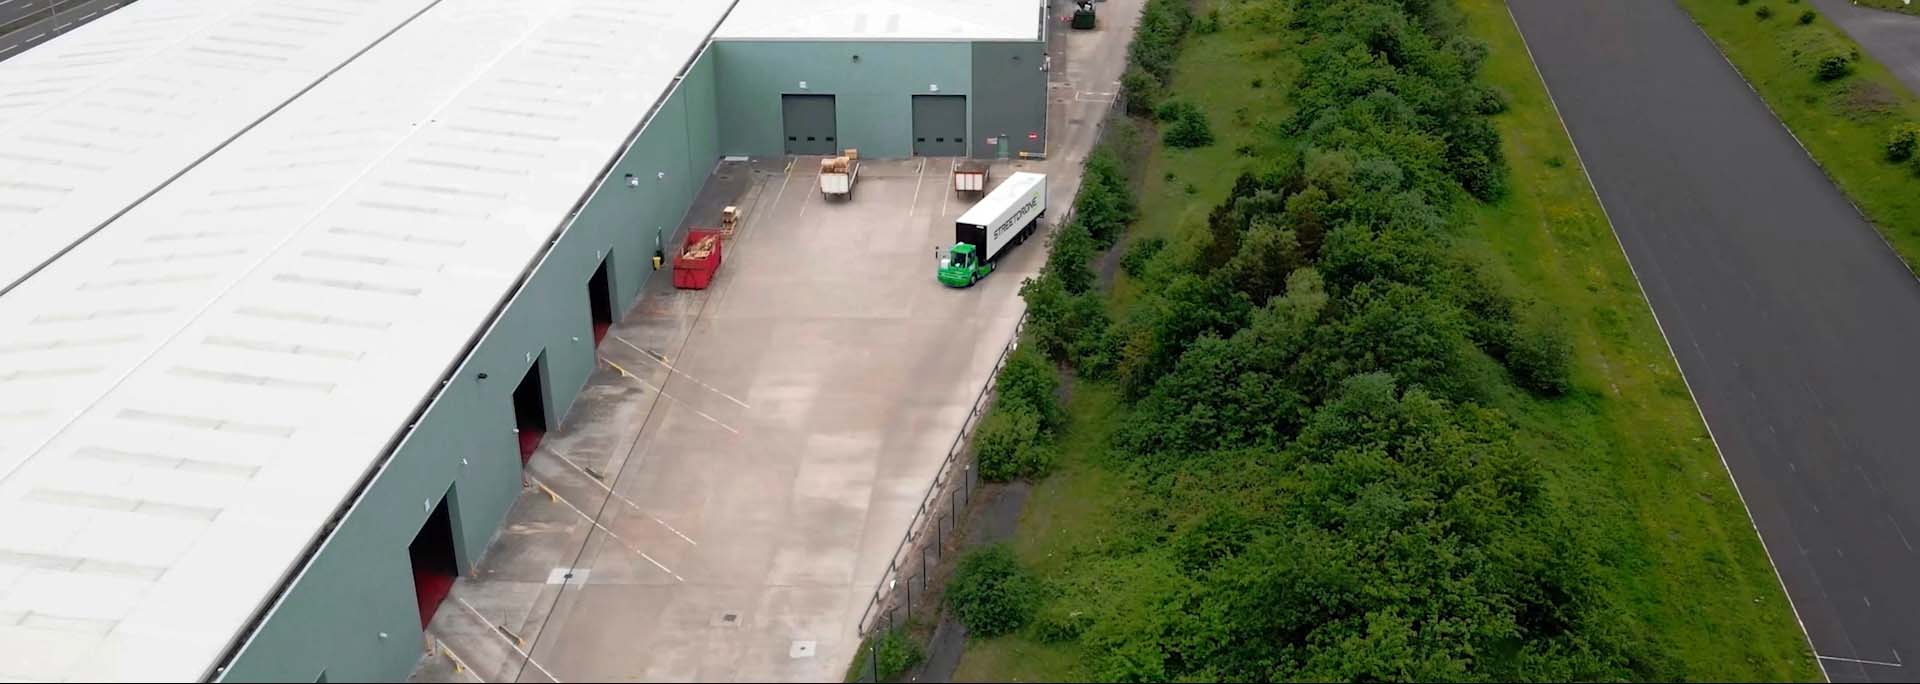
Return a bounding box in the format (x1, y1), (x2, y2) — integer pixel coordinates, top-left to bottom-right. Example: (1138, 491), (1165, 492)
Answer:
(955, 0), (1819, 680)
(1677, 0), (1920, 267)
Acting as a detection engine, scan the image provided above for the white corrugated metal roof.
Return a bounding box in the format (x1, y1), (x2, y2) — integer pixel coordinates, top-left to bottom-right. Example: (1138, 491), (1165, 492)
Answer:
(0, 0), (452, 293)
(715, 0), (1041, 42)
(0, 0), (734, 680)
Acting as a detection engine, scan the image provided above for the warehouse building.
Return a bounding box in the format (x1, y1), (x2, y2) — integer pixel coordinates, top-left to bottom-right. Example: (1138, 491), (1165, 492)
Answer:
(0, 0), (1046, 682)
(714, 0), (1050, 159)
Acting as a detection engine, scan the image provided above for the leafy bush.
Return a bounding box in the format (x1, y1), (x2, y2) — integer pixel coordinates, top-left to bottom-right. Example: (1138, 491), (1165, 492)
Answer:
(948, 546), (1037, 637)
(1887, 124), (1919, 163)
(974, 401), (1049, 482)
(1798, 9), (1817, 24)
(1120, 236), (1166, 279)
(1817, 54), (1855, 81)
(1043, 219), (1097, 294)
(1154, 98), (1200, 123)
(1162, 106), (1215, 149)
(1507, 308), (1576, 396)
(1471, 84), (1510, 115)
(1121, 65), (1161, 117)
(1074, 149), (1137, 248)
(1755, 5), (1773, 20)
(995, 346), (1063, 432)
(872, 629), (923, 681)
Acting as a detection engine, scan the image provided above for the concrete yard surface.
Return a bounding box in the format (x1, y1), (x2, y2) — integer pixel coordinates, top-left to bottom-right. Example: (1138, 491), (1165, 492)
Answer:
(413, 155), (1054, 683)
(410, 3), (1140, 679)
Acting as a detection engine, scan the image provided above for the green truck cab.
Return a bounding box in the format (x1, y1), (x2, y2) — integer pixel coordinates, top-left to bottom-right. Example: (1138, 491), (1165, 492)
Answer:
(938, 243), (992, 287)
(937, 171), (1048, 288)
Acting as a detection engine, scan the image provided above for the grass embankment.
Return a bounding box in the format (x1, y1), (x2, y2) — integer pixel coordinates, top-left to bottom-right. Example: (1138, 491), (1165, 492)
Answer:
(956, 0), (1818, 680)
(1678, 0), (1920, 266)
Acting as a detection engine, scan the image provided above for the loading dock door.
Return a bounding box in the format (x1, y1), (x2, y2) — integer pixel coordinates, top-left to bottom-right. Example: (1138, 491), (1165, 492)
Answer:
(409, 493), (458, 629)
(912, 95), (967, 157)
(782, 94), (837, 155)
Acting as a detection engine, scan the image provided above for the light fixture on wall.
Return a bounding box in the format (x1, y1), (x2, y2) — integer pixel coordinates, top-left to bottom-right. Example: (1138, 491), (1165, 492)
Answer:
(625, 173), (638, 188)
(798, 80), (808, 90)
(929, 83), (939, 92)
(851, 54), (861, 63)
(657, 171), (666, 180)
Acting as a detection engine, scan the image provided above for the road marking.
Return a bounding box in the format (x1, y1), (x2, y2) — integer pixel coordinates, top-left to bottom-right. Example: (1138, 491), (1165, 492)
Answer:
(797, 166), (817, 220)
(455, 597), (561, 682)
(609, 334), (750, 408)
(432, 639), (488, 683)
(1501, 5), (1830, 681)
(528, 474), (685, 582)
(549, 449), (698, 546)
(1816, 654), (1902, 668)
(1892, 515), (1913, 551)
(908, 156), (926, 218)
(602, 357), (740, 435)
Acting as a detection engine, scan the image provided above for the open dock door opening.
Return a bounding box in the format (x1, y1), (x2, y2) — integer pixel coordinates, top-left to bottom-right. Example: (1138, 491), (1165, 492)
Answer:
(589, 256), (615, 345)
(409, 491), (459, 628)
(512, 356), (548, 464)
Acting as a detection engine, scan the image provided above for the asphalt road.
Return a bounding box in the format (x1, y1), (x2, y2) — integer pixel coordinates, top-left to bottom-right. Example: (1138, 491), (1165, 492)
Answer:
(1809, 0), (1920, 97)
(0, 0), (127, 62)
(1508, 1), (1920, 681)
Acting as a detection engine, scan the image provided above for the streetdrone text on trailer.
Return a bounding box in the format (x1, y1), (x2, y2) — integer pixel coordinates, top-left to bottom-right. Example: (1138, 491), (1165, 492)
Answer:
(938, 171), (1047, 287)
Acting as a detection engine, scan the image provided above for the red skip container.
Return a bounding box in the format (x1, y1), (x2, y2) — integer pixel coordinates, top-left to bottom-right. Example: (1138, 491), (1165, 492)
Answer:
(672, 229), (724, 290)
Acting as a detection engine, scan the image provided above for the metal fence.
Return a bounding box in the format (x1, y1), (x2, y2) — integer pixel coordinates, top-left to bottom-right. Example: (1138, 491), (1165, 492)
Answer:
(846, 89), (1130, 683)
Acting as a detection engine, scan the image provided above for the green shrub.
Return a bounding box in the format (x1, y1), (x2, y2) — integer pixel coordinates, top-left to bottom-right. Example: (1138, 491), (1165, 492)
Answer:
(1507, 309), (1576, 396)
(1798, 9), (1817, 24)
(1471, 84), (1510, 115)
(1044, 219), (1097, 294)
(1755, 5), (1773, 20)
(1163, 107), (1215, 149)
(1886, 125), (1919, 163)
(974, 403), (1042, 482)
(947, 546), (1037, 637)
(1817, 54), (1854, 81)
(995, 346), (1063, 432)
(872, 629), (923, 681)
(1193, 8), (1221, 35)
(1736, 0), (1749, 5)
(1153, 98), (1200, 123)
(1030, 599), (1090, 644)
(1121, 236), (1166, 279)
(1120, 65), (1161, 117)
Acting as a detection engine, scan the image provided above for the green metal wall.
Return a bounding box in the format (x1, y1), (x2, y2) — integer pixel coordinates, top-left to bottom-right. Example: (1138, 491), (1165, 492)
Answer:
(968, 40), (1049, 158)
(215, 48), (720, 683)
(714, 40), (973, 159)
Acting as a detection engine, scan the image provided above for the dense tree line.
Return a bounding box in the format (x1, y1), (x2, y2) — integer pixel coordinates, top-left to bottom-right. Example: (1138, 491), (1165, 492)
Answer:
(951, 0), (1674, 681)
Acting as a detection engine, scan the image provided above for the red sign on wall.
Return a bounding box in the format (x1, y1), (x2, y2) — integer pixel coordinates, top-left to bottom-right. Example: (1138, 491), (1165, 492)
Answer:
(1028, 131), (1038, 140)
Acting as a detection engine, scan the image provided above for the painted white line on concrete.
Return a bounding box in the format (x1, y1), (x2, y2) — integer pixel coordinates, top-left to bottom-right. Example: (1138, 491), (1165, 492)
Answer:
(602, 357), (739, 435)
(1892, 515), (1914, 552)
(529, 475), (686, 582)
(1501, 4), (1831, 681)
(908, 156), (926, 218)
(1816, 654), (1902, 668)
(455, 597), (561, 683)
(798, 168), (817, 220)
(431, 638), (489, 683)
(550, 449), (698, 546)
(609, 335), (750, 409)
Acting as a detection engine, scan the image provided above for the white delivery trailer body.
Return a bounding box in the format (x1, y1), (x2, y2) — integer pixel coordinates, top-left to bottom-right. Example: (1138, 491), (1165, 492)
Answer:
(955, 171), (1048, 262)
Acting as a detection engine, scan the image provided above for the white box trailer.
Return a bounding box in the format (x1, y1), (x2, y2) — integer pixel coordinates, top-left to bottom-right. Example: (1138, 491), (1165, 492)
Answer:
(956, 171), (1048, 262)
